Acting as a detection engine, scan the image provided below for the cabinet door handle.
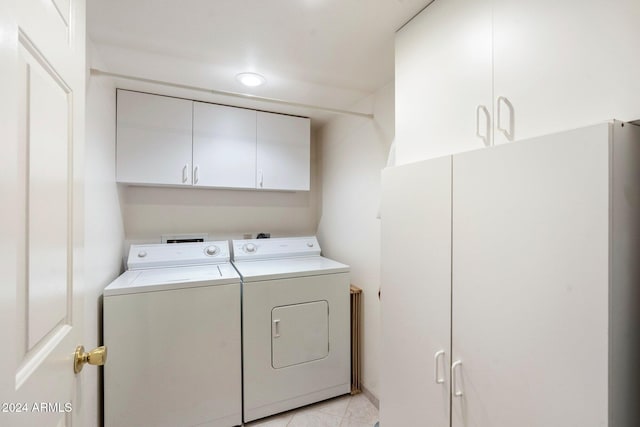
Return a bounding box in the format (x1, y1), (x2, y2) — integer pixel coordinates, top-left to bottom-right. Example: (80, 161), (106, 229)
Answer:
(182, 164), (188, 183)
(258, 170), (264, 188)
(434, 350), (445, 384)
(273, 319), (280, 338)
(496, 96), (515, 141)
(451, 360), (463, 397)
(476, 105), (491, 147)
(194, 165), (199, 184)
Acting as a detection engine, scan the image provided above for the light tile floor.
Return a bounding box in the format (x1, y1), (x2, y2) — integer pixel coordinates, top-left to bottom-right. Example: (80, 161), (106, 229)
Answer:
(245, 393), (378, 427)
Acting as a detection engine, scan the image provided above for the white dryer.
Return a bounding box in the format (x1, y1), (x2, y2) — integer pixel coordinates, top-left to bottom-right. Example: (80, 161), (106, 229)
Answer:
(104, 241), (241, 427)
(232, 236), (350, 422)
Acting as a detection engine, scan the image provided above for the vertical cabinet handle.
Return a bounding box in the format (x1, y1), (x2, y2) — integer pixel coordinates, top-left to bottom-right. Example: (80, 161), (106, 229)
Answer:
(451, 360), (463, 397)
(496, 96), (515, 141)
(194, 165), (199, 184)
(182, 164), (188, 183)
(434, 350), (445, 384)
(273, 319), (280, 338)
(476, 105), (491, 147)
(258, 170), (264, 188)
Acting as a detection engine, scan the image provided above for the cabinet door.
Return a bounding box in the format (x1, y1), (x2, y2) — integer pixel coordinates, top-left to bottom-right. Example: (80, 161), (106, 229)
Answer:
(493, 0), (640, 145)
(116, 90), (193, 185)
(451, 125), (610, 426)
(192, 102), (257, 189)
(395, 0), (492, 164)
(380, 156), (452, 426)
(256, 112), (310, 191)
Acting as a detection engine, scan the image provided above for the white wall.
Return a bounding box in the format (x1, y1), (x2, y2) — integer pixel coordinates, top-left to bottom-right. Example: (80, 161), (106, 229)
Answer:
(317, 82), (394, 401)
(83, 41), (126, 427)
(120, 135), (318, 243)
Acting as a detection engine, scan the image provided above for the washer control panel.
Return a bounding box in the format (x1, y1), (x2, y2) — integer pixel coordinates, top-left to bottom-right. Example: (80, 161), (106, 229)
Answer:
(127, 241), (230, 270)
(232, 236), (321, 261)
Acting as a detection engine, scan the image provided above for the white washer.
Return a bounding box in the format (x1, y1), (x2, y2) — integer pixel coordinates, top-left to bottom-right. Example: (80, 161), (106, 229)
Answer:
(232, 236), (350, 422)
(104, 241), (241, 427)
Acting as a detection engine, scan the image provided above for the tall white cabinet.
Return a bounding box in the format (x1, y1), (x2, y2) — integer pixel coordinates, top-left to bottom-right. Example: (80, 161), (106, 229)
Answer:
(380, 156), (452, 426)
(380, 121), (640, 426)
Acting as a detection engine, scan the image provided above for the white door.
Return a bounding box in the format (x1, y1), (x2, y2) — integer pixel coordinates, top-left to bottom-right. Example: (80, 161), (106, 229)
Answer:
(451, 126), (610, 426)
(256, 111), (310, 191)
(192, 102), (257, 189)
(116, 90), (193, 186)
(380, 156), (452, 426)
(271, 301), (329, 369)
(394, 0), (492, 163)
(492, 0), (640, 145)
(0, 0), (86, 426)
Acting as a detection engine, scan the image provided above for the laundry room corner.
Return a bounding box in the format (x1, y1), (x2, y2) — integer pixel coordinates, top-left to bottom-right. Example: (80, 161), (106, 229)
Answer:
(316, 81), (395, 403)
(83, 40), (126, 427)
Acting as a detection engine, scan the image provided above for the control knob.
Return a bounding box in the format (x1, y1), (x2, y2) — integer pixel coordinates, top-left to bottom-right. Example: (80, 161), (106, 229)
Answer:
(244, 243), (257, 253)
(137, 251), (147, 258)
(205, 245), (219, 256)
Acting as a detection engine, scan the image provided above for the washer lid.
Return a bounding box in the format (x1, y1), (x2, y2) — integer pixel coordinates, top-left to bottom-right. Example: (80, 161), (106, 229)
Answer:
(104, 263), (240, 296)
(232, 256), (349, 282)
(127, 241), (230, 270)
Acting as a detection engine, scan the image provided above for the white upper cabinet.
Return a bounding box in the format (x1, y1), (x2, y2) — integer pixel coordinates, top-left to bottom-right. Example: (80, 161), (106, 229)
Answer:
(192, 102), (257, 189)
(116, 90), (311, 191)
(396, 0), (640, 160)
(395, 0), (492, 164)
(257, 112), (310, 191)
(492, 0), (640, 144)
(117, 90), (193, 185)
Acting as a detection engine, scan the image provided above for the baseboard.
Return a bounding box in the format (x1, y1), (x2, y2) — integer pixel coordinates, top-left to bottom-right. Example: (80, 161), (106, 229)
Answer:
(361, 385), (379, 409)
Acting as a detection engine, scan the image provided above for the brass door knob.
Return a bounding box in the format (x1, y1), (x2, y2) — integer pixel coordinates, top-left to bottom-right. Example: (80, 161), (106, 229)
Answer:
(74, 345), (107, 373)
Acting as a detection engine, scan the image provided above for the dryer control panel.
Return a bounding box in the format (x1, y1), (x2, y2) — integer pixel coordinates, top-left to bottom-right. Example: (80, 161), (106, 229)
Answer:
(232, 236), (321, 261)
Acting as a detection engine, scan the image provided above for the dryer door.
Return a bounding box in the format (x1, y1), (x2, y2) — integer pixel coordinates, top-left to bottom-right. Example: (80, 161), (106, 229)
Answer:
(272, 300), (329, 368)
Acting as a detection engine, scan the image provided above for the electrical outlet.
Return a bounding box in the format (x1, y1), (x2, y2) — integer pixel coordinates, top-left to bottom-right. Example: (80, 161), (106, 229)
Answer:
(243, 233), (252, 239)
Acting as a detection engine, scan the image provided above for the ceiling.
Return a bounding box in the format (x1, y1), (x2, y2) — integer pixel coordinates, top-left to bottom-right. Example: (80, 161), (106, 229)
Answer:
(87, 0), (432, 123)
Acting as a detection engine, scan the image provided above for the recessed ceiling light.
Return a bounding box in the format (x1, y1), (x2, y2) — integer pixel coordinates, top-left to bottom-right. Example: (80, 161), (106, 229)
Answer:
(236, 72), (266, 87)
